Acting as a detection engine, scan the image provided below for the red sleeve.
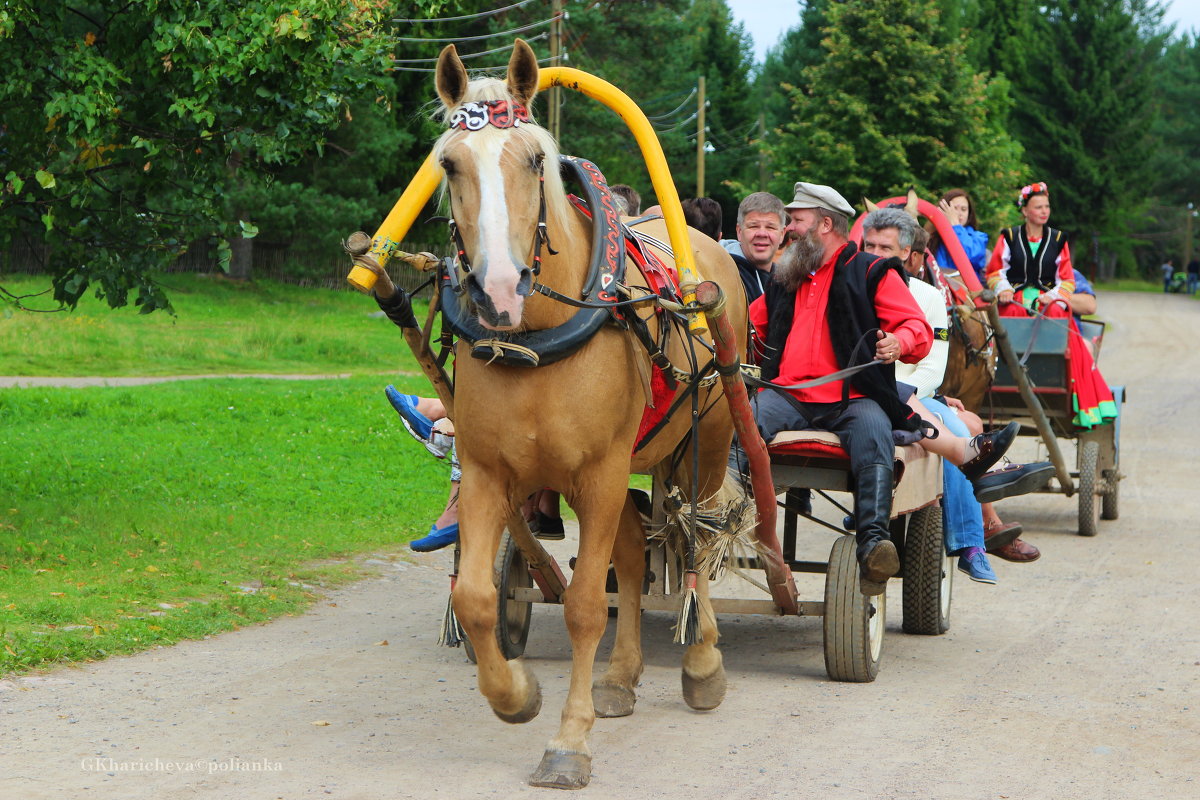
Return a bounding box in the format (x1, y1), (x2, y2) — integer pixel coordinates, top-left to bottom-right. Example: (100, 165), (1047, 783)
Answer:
(985, 237), (1007, 290)
(874, 269), (933, 363)
(1056, 241), (1075, 293)
(749, 294), (768, 342)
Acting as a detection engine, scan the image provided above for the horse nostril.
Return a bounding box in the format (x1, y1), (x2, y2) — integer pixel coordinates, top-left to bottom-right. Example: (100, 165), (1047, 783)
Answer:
(516, 267), (533, 297)
(464, 271), (487, 305)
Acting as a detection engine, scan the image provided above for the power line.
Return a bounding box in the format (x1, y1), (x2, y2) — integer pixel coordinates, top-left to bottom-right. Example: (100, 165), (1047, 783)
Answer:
(392, 16), (553, 44)
(393, 32), (548, 63)
(391, 53), (566, 73)
(644, 88), (698, 121)
(390, 0), (537, 24)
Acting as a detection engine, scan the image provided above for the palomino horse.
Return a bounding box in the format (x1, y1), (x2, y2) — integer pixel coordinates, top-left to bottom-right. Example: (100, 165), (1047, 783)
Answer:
(433, 41), (747, 788)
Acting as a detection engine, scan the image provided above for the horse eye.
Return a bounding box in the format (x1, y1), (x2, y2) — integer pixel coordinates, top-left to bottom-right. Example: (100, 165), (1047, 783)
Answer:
(529, 154), (544, 172)
(440, 158), (455, 176)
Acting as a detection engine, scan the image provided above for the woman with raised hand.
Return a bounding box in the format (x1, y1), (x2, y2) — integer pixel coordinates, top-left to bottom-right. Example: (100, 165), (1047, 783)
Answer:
(928, 188), (989, 284)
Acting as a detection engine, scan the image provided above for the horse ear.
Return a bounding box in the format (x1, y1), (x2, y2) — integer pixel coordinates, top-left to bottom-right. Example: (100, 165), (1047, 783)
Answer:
(905, 188), (919, 218)
(506, 38), (539, 106)
(436, 45), (468, 109)
(863, 197), (878, 212)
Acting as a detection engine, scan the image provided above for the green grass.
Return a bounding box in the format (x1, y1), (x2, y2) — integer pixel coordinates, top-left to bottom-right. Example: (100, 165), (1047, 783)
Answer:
(0, 376), (452, 674)
(0, 273), (432, 376)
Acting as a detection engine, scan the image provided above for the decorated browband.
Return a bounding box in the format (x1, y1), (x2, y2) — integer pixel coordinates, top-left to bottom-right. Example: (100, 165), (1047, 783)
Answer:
(448, 100), (531, 131)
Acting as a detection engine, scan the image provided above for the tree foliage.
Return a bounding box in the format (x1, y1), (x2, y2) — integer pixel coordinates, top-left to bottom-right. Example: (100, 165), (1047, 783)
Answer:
(1005, 0), (1166, 272)
(0, 1), (402, 311)
(767, 0), (1026, 227)
(1149, 33), (1200, 205)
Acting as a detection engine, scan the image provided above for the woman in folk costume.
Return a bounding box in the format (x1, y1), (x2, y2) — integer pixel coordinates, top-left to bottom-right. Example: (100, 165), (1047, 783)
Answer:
(985, 182), (1118, 428)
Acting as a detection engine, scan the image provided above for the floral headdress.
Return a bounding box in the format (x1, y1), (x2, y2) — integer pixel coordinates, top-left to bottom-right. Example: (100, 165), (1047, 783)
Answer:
(1017, 182), (1049, 208)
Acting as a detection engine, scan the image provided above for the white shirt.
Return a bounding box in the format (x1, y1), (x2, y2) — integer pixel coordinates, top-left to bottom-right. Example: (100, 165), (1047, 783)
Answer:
(894, 277), (949, 399)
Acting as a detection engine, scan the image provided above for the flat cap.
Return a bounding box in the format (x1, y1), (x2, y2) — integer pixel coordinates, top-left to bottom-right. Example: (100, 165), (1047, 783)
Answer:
(783, 181), (855, 216)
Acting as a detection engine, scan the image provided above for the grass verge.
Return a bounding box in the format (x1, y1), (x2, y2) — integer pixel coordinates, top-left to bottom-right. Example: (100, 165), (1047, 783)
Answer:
(0, 273), (433, 376)
(0, 376), (450, 674)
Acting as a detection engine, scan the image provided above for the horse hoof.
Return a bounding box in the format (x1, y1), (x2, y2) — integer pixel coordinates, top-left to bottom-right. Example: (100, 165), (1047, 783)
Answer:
(682, 666), (727, 711)
(494, 662), (542, 724)
(529, 749), (591, 790)
(591, 682), (636, 718)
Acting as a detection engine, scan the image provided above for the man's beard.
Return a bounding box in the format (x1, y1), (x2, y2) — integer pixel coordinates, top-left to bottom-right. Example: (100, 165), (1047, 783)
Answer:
(774, 229), (824, 291)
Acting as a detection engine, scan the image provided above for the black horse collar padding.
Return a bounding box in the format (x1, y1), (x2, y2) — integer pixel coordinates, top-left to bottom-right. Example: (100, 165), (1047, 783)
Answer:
(438, 155), (627, 368)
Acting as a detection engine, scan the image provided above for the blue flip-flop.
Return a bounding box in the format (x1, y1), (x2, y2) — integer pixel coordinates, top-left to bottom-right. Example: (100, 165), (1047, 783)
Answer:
(385, 385), (434, 441)
(410, 522), (459, 552)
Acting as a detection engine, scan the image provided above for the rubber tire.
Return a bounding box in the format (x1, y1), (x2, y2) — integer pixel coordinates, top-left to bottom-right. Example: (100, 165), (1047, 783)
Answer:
(464, 532), (534, 663)
(823, 536), (885, 682)
(901, 505), (952, 636)
(1101, 468), (1120, 520)
(1078, 440), (1100, 537)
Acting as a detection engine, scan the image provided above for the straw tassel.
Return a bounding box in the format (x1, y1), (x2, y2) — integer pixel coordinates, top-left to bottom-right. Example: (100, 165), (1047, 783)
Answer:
(673, 569), (703, 645)
(438, 575), (465, 648)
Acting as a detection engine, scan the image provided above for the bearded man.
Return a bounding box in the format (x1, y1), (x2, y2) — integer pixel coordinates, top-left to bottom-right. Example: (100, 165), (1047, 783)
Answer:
(746, 182), (1010, 595)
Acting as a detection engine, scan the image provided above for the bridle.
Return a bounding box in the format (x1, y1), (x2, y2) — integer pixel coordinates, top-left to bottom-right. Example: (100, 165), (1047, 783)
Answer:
(445, 152), (557, 286)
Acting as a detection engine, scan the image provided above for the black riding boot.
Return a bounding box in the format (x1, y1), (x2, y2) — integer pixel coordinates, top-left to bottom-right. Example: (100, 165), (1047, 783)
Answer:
(853, 464), (899, 594)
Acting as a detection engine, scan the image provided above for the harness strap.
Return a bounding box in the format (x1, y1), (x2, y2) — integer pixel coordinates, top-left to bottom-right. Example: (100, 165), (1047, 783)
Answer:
(634, 357), (716, 452)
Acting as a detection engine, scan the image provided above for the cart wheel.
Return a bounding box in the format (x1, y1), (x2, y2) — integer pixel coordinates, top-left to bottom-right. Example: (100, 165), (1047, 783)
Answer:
(901, 505), (952, 636)
(823, 535), (885, 682)
(1078, 440), (1099, 537)
(1101, 468), (1120, 520)
(464, 531), (534, 663)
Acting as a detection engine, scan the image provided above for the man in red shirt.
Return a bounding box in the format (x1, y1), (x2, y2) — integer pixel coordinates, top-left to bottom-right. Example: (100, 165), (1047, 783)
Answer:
(746, 183), (1009, 595)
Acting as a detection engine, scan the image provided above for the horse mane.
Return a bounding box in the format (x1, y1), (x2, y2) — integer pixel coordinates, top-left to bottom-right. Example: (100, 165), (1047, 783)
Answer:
(432, 77), (571, 233)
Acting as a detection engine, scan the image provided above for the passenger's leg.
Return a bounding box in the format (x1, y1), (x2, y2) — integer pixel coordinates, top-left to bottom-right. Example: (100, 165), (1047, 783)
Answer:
(920, 398), (996, 584)
(827, 399), (897, 593)
(728, 390), (810, 474)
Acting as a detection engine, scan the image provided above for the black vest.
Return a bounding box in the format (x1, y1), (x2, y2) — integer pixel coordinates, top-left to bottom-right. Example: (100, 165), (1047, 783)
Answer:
(1001, 225), (1067, 291)
(760, 242), (922, 432)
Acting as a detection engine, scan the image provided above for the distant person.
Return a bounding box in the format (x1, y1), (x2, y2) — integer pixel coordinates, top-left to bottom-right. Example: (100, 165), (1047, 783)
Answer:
(927, 188), (989, 284)
(681, 196), (724, 241)
(610, 184), (641, 216)
(1162, 258), (1175, 292)
(1187, 257), (1199, 295)
(985, 181), (1117, 429)
(1069, 268), (1097, 319)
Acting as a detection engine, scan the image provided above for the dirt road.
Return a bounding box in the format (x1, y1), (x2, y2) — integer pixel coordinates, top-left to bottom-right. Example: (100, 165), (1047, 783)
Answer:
(2, 291), (1196, 799)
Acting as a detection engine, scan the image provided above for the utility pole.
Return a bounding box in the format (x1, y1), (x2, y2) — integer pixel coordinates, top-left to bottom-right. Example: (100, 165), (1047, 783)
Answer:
(549, 0), (563, 142)
(696, 75), (706, 197)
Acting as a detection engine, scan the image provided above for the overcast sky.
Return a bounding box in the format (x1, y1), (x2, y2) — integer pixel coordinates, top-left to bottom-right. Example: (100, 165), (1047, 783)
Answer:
(725, 0), (1200, 64)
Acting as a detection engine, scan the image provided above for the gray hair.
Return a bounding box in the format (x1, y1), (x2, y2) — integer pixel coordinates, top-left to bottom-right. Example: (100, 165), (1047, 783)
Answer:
(737, 192), (787, 228)
(862, 207), (917, 249)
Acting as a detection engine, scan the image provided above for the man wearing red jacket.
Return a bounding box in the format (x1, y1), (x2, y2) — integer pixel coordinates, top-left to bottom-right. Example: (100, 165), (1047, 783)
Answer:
(747, 182), (1007, 595)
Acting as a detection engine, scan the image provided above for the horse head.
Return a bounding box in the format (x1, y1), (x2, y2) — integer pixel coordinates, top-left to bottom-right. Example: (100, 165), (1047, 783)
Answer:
(434, 40), (568, 332)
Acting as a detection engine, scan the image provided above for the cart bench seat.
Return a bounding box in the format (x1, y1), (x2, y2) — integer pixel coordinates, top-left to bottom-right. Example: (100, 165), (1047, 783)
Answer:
(766, 430), (942, 516)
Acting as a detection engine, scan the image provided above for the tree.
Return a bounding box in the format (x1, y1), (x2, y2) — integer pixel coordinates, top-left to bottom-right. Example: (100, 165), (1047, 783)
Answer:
(757, 1), (833, 160)
(768, 0), (1026, 228)
(1149, 33), (1200, 205)
(957, 0), (1036, 79)
(1006, 0), (1167, 275)
(0, 1), (413, 311)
